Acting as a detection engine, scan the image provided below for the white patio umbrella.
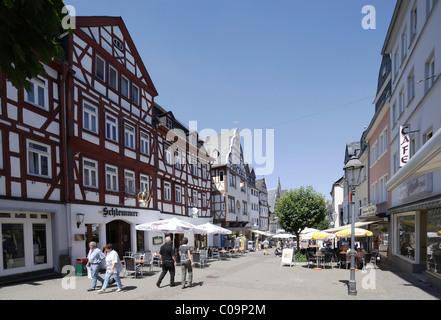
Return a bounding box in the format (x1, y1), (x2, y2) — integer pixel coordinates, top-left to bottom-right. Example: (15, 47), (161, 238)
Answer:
(135, 217), (206, 234)
(197, 222), (232, 235)
(300, 227), (320, 235)
(300, 231), (335, 240)
(272, 233), (295, 239)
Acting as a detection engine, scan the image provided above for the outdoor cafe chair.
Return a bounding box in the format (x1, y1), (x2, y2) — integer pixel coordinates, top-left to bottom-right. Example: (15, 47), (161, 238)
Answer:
(306, 251), (317, 268)
(324, 252), (333, 269)
(123, 257), (141, 278)
(338, 253), (349, 269)
(211, 248), (220, 260)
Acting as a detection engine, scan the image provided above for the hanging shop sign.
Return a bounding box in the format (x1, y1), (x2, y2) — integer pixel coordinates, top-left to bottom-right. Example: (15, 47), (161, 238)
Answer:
(98, 207), (139, 218)
(400, 124), (410, 167)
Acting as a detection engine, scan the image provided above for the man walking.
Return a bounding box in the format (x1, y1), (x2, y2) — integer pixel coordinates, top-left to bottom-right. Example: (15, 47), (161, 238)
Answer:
(86, 241), (106, 291)
(156, 236), (176, 288)
(178, 237), (194, 289)
(263, 238), (269, 255)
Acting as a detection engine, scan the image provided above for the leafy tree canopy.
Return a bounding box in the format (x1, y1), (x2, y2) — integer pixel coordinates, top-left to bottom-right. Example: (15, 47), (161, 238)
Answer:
(275, 185), (328, 247)
(0, 0), (69, 92)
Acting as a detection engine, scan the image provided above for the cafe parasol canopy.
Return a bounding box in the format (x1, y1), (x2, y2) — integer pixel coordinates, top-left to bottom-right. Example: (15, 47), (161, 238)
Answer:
(197, 222), (232, 235)
(335, 227), (373, 238)
(135, 217), (206, 234)
(300, 231), (335, 240)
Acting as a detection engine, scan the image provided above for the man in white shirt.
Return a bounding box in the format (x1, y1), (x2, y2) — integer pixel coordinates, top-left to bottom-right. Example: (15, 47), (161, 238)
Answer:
(86, 241), (106, 291)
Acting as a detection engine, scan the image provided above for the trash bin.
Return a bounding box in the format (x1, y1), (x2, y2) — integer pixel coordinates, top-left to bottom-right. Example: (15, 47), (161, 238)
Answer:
(75, 258), (88, 276)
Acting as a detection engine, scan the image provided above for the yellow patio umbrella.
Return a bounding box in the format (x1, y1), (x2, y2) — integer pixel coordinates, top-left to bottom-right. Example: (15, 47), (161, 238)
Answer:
(300, 231), (335, 240)
(335, 227), (373, 238)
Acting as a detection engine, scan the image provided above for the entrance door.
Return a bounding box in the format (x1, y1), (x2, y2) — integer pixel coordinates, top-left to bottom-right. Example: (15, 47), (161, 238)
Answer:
(106, 220), (131, 258)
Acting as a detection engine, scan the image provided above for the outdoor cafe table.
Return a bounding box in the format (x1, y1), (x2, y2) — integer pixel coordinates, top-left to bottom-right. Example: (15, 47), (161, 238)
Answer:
(314, 252), (324, 270)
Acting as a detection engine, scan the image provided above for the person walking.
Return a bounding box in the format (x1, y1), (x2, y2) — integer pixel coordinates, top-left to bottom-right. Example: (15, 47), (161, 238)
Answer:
(263, 238), (269, 255)
(156, 236), (176, 288)
(86, 241), (106, 291)
(98, 244), (123, 293)
(178, 237), (194, 289)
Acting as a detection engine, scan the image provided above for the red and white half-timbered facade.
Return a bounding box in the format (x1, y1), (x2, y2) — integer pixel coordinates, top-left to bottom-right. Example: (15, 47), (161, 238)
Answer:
(0, 16), (213, 278)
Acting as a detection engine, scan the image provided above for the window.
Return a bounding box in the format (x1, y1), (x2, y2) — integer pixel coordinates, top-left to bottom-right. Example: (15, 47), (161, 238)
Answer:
(164, 182), (171, 201)
(228, 197), (235, 213)
(95, 55), (105, 82)
(27, 140), (50, 177)
(392, 102), (397, 125)
(424, 129), (433, 144)
(410, 6), (417, 41)
(394, 49), (399, 78)
(193, 161), (198, 176)
(121, 75), (129, 98)
(124, 170), (135, 194)
(166, 118), (173, 130)
(425, 55), (436, 93)
(140, 132), (150, 155)
(427, 0), (438, 17)
(105, 165), (118, 192)
(132, 84), (139, 105)
(83, 158), (98, 188)
(175, 185), (181, 203)
(25, 77), (48, 110)
(165, 146), (171, 164)
(202, 193), (207, 207)
(401, 29), (407, 63)
(83, 102), (98, 134)
(370, 142), (378, 165)
(193, 190), (198, 206)
(219, 170), (224, 182)
(202, 165), (207, 179)
(396, 214), (416, 260)
(393, 153), (399, 174)
(399, 89), (405, 115)
(105, 114), (118, 142)
(379, 128), (387, 156)
(371, 181), (378, 204)
(124, 124), (135, 149)
(407, 71), (415, 103)
(140, 174), (149, 193)
(410, 135), (416, 157)
(108, 65), (118, 90)
(379, 175), (388, 203)
(174, 151), (181, 169)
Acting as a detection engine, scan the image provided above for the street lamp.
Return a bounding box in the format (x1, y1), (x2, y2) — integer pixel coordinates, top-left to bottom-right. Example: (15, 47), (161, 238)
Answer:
(343, 154), (364, 296)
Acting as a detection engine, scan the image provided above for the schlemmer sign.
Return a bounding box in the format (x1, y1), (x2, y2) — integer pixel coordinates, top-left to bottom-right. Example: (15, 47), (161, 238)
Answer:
(99, 207), (139, 218)
(400, 125), (410, 167)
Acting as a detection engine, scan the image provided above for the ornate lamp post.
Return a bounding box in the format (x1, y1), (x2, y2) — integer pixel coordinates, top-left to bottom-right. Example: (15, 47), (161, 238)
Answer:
(343, 155), (364, 296)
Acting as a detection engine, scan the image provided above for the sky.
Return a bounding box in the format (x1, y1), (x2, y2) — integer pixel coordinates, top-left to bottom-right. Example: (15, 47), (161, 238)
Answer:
(66, 0), (397, 200)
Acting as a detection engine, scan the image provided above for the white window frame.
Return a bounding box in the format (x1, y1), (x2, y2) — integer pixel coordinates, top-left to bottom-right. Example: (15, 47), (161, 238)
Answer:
(105, 164), (118, 192)
(407, 71), (415, 103)
(202, 193), (207, 207)
(399, 89), (405, 115)
(193, 190), (198, 206)
(164, 181), (171, 201)
(27, 140), (51, 178)
(425, 55), (435, 93)
(140, 132), (150, 156)
(371, 181), (378, 204)
(202, 165), (207, 179)
(175, 184), (181, 203)
(95, 55), (105, 82)
(174, 151), (181, 169)
(132, 83), (139, 105)
(105, 113), (118, 142)
(83, 102), (98, 134)
(83, 158), (98, 188)
(108, 65), (118, 90)
(25, 77), (49, 110)
(140, 174), (149, 193)
(165, 146), (171, 165)
(121, 75), (130, 99)
(401, 28), (407, 64)
(379, 175), (388, 203)
(124, 170), (135, 195)
(124, 123), (135, 150)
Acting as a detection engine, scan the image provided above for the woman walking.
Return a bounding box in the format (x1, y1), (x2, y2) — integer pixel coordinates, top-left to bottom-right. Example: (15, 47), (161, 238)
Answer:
(98, 244), (123, 293)
(178, 237), (194, 289)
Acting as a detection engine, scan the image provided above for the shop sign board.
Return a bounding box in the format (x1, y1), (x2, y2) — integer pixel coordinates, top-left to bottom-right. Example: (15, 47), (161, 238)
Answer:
(98, 207), (139, 218)
(400, 125), (410, 167)
(281, 248), (295, 267)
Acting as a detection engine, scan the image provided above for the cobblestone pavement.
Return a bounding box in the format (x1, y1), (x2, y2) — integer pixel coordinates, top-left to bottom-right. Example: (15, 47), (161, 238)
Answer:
(1, 251), (440, 300)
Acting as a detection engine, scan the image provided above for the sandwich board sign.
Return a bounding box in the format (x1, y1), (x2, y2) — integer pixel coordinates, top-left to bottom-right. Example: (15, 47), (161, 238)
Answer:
(281, 248), (295, 267)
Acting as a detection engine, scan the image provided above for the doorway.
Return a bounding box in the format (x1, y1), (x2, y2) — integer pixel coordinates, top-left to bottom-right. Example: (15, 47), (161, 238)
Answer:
(106, 220), (131, 258)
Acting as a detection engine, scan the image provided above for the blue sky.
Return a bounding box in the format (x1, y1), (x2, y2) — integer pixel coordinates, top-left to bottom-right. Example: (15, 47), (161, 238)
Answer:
(66, 0), (397, 200)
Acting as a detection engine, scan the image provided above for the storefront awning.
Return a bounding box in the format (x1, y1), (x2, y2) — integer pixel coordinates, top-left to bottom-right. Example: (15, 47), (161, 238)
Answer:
(387, 127), (441, 191)
(322, 220), (384, 233)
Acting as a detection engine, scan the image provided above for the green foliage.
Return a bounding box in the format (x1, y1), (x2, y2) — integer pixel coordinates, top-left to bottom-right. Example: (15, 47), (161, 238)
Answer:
(294, 252), (307, 263)
(274, 185), (328, 246)
(0, 0), (69, 91)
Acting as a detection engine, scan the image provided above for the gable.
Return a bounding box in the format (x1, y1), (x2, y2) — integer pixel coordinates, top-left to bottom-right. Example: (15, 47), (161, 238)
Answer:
(76, 16), (158, 97)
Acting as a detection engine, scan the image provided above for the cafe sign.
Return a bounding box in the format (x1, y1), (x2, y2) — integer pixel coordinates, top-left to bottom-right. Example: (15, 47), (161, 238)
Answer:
(361, 204), (377, 217)
(400, 124), (410, 167)
(99, 207), (139, 218)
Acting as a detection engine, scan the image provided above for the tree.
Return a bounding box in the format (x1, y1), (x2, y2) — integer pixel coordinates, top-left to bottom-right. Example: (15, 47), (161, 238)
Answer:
(275, 185), (328, 249)
(0, 0), (71, 92)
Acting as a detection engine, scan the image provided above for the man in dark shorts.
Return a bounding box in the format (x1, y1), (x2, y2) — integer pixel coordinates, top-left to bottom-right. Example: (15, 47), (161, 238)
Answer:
(156, 236), (176, 287)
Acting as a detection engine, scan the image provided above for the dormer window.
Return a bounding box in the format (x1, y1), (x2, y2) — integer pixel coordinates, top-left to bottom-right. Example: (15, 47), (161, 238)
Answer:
(166, 118), (173, 130)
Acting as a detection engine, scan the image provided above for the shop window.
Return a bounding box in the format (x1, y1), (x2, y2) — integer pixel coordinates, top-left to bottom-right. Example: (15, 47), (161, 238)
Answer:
(2, 224), (25, 270)
(397, 215), (416, 261)
(33, 224), (47, 265)
(426, 210), (441, 274)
